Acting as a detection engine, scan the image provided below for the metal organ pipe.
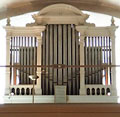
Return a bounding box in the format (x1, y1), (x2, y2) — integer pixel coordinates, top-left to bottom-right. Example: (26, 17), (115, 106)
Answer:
(41, 24), (80, 95)
(10, 36), (37, 85)
(84, 36), (112, 85)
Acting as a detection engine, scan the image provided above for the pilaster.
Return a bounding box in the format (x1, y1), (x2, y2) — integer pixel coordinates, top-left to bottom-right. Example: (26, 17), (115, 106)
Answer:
(109, 27), (117, 96)
(36, 36), (42, 95)
(79, 35), (86, 95)
(76, 26), (87, 95)
(5, 36), (11, 95)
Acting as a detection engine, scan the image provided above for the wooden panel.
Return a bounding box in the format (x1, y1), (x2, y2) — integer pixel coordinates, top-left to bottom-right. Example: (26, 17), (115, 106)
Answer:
(1, 104), (120, 117)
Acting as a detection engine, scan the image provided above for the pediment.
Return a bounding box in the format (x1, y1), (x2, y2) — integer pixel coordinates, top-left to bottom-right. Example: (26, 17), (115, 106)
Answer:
(31, 4), (89, 25)
(38, 4), (85, 16)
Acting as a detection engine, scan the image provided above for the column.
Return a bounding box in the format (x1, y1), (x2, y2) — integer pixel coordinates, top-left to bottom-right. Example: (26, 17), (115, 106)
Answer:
(35, 36), (42, 95)
(109, 17), (118, 96)
(5, 36), (11, 95)
(110, 31), (117, 96)
(79, 35), (86, 95)
(76, 26), (87, 95)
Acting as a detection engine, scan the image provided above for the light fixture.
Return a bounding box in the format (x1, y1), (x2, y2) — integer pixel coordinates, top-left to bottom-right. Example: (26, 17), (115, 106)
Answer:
(28, 75), (39, 103)
(29, 75), (39, 81)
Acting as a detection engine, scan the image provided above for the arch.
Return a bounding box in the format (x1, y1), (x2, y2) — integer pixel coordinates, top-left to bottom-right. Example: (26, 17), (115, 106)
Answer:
(16, 88), (20, 95)
(97, 88), (100, 95)
(21, 88), (25, 95)
(92, 88), (95, 95)
(101, 88), (105, 95)
(11, 88), (15, 95)
(26, 88), (30, 95)
(87, 88), (90, 95)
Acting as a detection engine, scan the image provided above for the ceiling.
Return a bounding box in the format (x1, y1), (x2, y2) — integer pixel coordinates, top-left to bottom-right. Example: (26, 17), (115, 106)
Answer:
(0, 0), (120, 19)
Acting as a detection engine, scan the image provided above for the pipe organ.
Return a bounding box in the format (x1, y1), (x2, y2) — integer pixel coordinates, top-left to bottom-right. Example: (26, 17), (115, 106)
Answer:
(41, 24), (80, 95)
(84, 36), (111, 85)
(4, 4), (118, 103)
(10, 37), (37, 85)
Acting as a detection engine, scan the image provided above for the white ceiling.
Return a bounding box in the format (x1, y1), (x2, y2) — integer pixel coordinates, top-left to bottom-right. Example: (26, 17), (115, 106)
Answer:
(0, 0), (120, 19)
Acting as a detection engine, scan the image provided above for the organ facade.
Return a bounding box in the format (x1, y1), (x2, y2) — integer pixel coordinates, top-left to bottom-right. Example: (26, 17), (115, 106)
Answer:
(4, 4), (118, 103)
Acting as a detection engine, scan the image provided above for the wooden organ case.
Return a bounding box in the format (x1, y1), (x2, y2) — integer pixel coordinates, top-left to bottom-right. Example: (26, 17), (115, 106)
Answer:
(4, 4), (118, 103)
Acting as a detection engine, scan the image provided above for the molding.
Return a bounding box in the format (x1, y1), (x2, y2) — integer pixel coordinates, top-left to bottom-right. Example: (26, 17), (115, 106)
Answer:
(76, 26), (118, 37)
(107, 26), (118, 36)
(4, 26), (45, 37)
(67, 96), (118, 103)
(4, 95), (54, 103)
(4, 95), (119, 103)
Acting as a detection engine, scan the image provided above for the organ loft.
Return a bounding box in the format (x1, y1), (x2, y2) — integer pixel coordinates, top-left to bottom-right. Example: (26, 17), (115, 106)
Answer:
(4, 4), (118, 103)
